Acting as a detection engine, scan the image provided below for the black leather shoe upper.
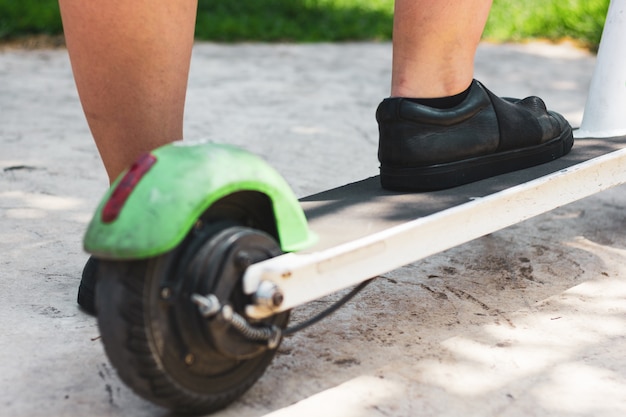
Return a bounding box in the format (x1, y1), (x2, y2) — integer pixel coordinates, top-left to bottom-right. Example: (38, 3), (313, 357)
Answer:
(377, 80), (571, 168)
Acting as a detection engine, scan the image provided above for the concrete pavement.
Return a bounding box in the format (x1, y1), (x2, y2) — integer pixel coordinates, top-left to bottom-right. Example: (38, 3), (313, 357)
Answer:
(1, 41), (625, 417)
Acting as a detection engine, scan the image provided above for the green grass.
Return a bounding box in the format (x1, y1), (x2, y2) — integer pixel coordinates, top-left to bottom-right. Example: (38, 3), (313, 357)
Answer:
(0, 0), (611, 50)
(0, 0), (63, 39)
(484, 0), (610, 50)
(195, 0), (393, 41)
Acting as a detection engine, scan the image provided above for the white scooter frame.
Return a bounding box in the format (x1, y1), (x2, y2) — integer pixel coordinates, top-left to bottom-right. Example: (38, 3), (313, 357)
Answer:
(243, 0), (626, 320)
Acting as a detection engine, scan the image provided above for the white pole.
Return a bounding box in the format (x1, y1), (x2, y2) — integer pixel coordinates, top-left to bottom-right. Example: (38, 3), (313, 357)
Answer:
(577, 0), (626, 138)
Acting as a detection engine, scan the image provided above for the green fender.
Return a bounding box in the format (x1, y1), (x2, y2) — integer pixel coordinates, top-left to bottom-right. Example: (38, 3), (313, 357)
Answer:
(83, 142), (316, 260)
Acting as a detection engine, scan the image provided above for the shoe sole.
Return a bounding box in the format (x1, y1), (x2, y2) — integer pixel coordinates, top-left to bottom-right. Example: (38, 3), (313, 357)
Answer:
(77, 257), (98, 316)
(380, 127), (574, 192)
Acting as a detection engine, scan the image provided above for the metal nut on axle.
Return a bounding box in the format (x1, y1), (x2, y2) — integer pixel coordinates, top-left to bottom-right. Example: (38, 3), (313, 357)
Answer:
(254, 281), (284, 309)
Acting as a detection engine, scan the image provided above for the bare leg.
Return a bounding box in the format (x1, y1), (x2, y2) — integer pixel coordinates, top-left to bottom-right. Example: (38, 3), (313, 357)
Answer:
(59, 0), (198, 183)
(391, 0), (493, 98)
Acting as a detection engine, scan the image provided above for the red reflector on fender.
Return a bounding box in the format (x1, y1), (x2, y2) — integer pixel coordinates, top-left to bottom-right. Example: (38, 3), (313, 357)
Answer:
(102, 153), (158, 223)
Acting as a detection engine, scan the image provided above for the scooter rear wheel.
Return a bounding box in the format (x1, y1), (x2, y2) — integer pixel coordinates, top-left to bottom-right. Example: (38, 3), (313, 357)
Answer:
(95, 221), (288, 414)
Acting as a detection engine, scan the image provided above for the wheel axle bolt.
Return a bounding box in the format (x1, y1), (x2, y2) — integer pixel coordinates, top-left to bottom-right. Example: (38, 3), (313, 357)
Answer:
(255, 281), (284, 309)
(271, 291), (284, 307)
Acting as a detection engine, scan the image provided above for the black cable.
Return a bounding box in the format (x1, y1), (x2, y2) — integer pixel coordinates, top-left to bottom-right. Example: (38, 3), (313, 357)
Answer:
(283, 278), (376, 336)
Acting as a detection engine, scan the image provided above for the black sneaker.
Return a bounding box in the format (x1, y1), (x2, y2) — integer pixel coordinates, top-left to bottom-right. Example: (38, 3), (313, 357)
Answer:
(77, 256), (98, 316)
(376, 79), (574, 191)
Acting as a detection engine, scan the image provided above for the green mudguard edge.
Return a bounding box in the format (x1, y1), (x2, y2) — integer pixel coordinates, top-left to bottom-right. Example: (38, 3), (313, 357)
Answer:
(83, 142), (316, 260)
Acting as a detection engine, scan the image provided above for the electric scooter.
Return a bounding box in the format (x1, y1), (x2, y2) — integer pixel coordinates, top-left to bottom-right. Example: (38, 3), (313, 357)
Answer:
(83, 2), (626, 414)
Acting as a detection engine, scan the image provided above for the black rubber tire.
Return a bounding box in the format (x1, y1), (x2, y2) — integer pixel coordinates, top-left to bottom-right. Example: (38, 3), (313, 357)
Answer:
(95, 224), (287, 415)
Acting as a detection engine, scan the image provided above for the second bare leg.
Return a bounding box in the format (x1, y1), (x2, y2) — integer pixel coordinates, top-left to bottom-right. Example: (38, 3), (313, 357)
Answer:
(59, 0), (198, 183)
(391, 0), (493, 98)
